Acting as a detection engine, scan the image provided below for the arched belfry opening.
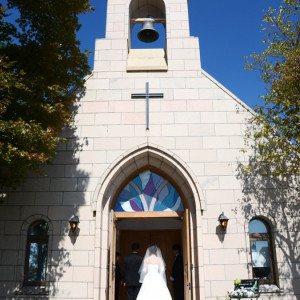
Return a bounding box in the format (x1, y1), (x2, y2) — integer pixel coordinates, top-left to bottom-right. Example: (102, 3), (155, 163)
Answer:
(129, 0), (166, 47)
(127, 0), (168, 71)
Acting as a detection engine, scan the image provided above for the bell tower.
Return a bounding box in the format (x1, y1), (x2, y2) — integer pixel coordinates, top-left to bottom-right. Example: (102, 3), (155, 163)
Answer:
(94, 0), (200, 72)
(92, 2), (201, 300)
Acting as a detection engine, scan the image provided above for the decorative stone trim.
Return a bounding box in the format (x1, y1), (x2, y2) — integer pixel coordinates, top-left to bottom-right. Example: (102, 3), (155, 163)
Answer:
(92, 143), (205, 212)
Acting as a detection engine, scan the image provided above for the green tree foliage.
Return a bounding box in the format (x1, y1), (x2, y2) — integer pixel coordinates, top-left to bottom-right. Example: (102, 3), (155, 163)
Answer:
(0, 0), (92, 188)
(244, 0), (300, 179)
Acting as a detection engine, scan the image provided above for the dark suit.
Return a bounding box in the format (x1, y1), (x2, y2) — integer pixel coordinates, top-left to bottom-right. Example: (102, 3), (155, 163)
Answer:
(115, 261), (122, 300)
(171, 254), (184, 300)
(123, 252), (143, 300)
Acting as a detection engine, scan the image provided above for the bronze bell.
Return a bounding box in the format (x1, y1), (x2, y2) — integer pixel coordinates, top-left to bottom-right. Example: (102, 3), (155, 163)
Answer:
(137, 19), (159, 43)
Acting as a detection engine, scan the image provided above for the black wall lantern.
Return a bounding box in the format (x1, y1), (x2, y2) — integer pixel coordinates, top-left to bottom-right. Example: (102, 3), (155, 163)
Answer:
(69, 216), (80, 233)
(218, 212), (229, 232)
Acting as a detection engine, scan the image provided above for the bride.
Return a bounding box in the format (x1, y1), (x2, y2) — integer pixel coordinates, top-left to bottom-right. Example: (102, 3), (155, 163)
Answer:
(137, 244), (172, 300)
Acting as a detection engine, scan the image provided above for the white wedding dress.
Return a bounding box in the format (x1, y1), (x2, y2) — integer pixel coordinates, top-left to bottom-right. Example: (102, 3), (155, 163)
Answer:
(137, 264), (172, 300)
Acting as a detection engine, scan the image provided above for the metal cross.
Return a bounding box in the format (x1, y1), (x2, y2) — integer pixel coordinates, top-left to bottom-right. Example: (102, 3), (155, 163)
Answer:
(131, 82), (164, 130)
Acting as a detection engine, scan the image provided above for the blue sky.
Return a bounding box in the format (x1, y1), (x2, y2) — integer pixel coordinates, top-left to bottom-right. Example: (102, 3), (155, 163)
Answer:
(78, 0), (282, 109)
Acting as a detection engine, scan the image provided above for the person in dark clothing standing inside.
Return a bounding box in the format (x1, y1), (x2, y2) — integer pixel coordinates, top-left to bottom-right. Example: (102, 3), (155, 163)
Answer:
(170, 244), (184, 300)
(115, 252), (122, 300)
(123, 242), (143, 300)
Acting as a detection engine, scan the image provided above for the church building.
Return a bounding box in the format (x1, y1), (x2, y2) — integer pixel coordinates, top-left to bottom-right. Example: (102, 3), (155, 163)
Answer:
(0, 0), (298, 299)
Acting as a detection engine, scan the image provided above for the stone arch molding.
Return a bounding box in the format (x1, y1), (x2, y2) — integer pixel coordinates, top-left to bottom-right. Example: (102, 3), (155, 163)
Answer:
(243, 212), (277, 234)
(20, 214), (53, 235)
(92, 143), (205, 213)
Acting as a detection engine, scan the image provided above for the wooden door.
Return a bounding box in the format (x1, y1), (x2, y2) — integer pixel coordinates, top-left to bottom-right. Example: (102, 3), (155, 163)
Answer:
(150, 230), (181, 298)
(108, 210), (117, 300)
(118, 230), (181, 300)
(182, 209), (192, 300)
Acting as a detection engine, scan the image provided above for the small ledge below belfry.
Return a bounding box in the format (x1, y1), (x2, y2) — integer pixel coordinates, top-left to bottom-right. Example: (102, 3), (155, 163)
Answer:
(127, 48), (168, 71)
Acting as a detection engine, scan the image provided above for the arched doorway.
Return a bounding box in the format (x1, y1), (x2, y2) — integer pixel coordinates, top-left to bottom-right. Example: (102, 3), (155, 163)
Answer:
(92, 145), (204, 300)
(109, 169), (190, 300)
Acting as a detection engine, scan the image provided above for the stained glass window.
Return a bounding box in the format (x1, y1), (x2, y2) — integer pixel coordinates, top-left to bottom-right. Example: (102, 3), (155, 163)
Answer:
(115, 170), (184, 212)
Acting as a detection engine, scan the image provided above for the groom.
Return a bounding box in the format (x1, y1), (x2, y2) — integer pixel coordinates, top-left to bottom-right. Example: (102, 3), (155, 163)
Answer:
(170, 244), (184, 300)
(123, 242), (143, 300)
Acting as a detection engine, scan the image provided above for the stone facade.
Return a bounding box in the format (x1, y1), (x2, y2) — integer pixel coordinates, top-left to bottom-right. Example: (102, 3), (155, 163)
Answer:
(0, 0), (298, 300)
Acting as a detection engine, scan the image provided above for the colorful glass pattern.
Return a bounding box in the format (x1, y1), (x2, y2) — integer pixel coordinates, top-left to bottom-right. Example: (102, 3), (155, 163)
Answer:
(115, 170), (184, 212)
